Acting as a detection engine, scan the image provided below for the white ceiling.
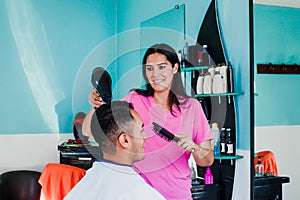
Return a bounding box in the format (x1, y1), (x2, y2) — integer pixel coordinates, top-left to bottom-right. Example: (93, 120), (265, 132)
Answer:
(254, 0), (300, 8)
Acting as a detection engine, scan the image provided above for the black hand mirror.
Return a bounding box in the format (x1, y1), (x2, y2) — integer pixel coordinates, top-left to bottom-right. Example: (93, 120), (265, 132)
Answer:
(91, 67), (112, 103)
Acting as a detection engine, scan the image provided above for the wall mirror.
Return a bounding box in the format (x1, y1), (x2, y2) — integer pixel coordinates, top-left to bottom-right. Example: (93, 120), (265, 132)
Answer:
(0, 0), (253, 199)
(253, 2), (299, 199)
(140, 1), (252, 199)
(195, 2), (249, 200)
(140, 4), (186, 88)
(140, 4), (186, 55)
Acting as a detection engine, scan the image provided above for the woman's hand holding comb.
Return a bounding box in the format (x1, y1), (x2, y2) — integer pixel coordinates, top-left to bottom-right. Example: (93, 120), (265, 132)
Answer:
(175, 134), (197, 153)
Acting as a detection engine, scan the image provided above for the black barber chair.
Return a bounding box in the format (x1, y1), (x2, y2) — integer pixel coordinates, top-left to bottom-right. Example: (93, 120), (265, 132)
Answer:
(0, 170), (42, 200)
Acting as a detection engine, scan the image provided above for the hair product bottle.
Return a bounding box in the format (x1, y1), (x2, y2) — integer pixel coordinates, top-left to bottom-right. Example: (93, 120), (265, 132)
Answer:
(220, 128), (226, 155)
(211, 123), (220, 156)
(203, 72), (212, 94)
(212, 71), (224, 94)
(225, 128), (234, 156)
(202, 45), (210, 66)
(255, 157), (265, 177)
(204, 167), (213, 184)
(196, 74), (204, 94)
(227, 61), (234, 93)
(208, 65), (215, 79)
(220, 63), (228, 93)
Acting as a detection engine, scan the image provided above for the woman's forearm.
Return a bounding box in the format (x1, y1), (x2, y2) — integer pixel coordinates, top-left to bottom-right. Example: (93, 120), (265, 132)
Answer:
(82, 108), (95, 137)
(192, 140), (214, 167)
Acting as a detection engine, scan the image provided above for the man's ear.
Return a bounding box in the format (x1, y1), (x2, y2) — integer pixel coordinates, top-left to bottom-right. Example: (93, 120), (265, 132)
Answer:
(117, 133), (130, 149)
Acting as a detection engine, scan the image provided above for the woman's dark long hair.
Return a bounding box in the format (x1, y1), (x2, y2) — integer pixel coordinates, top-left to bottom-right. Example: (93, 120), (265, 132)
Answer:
(135, 43), (188, 115)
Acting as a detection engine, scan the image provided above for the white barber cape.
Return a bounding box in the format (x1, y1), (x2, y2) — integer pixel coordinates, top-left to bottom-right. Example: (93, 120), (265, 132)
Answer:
(64, 160), (165, 200)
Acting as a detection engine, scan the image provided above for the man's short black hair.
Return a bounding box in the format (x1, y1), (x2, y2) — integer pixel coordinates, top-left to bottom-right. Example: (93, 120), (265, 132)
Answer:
(91, 101), (134, 155)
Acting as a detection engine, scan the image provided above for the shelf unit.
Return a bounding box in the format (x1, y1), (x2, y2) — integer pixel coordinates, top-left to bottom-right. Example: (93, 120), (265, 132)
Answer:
(182, 66), (244, 160)
(181, 66), (209, 72)
(195, 92), (244, 104)
(214, 155), (243, 160)
(195, 92), (244, 98)
(214, 154), (244, 165)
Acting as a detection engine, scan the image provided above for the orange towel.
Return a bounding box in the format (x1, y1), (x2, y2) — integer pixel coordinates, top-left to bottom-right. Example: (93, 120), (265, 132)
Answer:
(39, 163), (86, 200)
(254, 151), (278, 176)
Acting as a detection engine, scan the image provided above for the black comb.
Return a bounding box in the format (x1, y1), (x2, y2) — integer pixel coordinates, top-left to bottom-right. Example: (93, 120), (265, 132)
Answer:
(152, 122), (180, 142)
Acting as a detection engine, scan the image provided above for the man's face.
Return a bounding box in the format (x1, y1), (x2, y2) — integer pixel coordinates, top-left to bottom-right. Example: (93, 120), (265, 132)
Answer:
(128, 109), (146, 162)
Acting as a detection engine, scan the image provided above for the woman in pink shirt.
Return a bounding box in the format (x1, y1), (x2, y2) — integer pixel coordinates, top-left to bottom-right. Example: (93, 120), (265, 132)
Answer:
(83, 43), (214, 200)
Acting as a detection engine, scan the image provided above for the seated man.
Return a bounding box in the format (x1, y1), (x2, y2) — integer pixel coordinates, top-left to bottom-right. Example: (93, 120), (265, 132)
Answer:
(64, 101), (165, 200)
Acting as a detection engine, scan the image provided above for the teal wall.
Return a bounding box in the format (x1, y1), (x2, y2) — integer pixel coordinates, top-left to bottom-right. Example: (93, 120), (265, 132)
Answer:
(114, 0), (250, 150)
(254, 4), (300, 126)
(217, 0), (250, 150)
(113, 2), (251, 199)
(1, 0), (250, 153)
(0, 0), (116, 134)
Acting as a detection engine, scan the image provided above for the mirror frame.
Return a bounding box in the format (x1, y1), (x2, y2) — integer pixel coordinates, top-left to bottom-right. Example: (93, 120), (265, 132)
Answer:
(249, 0), (255, 199)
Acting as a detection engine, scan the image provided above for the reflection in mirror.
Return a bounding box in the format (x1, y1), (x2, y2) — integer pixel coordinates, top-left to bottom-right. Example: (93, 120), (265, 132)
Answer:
(139, 1), (251, 199)
(195, 1), (238, 200)
(253, 3), (299, 199)
(197, 0), (226, 65)
(140, 4), (185, 89)
(141, 4), (185, 57)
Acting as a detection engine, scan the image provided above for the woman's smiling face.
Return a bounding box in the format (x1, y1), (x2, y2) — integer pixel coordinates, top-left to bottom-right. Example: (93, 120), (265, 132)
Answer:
(145, 52), (178, 93)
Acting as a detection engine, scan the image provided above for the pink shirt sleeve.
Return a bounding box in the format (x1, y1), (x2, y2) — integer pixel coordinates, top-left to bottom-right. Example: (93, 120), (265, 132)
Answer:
(120, 90), (134, 103)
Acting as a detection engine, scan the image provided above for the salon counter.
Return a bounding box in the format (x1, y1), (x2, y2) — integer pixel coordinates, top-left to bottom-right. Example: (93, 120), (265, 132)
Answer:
(57, 142), (101, 170)
(254, 175), (290, 200)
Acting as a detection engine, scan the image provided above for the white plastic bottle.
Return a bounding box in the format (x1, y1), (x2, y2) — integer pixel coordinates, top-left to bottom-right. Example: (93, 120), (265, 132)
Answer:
(196, 74), (204, 94)
(220, 63), (228, 93)
(208, 65), (215, 79)
(212, 71), (224, 94)
(203, 72), (212, 94)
